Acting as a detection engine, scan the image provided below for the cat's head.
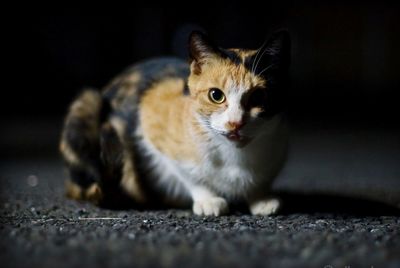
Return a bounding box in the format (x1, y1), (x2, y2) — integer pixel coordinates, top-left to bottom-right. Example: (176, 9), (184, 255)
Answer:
(187, 30), (290, 146)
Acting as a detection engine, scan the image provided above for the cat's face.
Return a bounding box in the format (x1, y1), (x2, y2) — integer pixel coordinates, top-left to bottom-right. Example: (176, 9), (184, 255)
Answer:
(187, 31), (290, 146)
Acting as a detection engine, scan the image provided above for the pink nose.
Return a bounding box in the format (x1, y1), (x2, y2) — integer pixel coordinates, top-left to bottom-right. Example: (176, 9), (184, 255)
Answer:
(226, 121), (244, 131)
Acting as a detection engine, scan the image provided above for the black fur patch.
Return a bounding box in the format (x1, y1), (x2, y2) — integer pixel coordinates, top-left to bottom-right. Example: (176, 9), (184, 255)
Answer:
(183, 84), (190, 95)
(243, 56), (256, 72)
(99, 95), (112, 123)
(99, 123), (123, 184)
(68, 165), (99, 188)
(63, 119), (100, 164)
(220, 49), (242, 66)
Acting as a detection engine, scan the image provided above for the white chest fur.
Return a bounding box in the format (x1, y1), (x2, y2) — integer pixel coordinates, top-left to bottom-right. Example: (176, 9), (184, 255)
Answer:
(136, 115), (288, 203)
(191, 115), (288, 199)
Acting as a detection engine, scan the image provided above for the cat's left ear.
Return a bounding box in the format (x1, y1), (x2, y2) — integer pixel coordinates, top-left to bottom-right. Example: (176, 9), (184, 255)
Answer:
(252, 30), (291, 75)
(188, 31), (222, 74)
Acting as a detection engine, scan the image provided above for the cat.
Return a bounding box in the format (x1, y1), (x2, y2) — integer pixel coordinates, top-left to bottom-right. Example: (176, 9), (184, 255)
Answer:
(59, 30), (291, 216)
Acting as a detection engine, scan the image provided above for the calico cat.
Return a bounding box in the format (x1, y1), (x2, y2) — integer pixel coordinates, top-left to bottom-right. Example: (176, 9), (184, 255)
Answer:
(60, 30), (290, 216)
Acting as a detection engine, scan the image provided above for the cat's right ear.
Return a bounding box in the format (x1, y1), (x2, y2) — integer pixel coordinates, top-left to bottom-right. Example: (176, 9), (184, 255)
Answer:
(188, 31), (220, 75)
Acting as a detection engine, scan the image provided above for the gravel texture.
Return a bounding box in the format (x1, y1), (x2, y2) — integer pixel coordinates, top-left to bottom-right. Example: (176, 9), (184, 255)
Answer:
(1, 159), (399, 268)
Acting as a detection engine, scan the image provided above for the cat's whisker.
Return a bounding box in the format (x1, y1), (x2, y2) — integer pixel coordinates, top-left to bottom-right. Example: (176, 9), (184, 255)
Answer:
(253, 47), (269, 75)
(257, 64), (273, 76)
(251, 47), (262, 73)
(251, 40), (267, 73)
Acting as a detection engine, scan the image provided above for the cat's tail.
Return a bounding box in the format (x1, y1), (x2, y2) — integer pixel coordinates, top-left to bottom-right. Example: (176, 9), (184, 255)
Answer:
(59, 89), (105, 204)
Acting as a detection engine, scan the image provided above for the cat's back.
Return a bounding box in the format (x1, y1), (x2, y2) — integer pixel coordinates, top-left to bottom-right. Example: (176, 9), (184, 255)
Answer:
(102, 57), (190, 110)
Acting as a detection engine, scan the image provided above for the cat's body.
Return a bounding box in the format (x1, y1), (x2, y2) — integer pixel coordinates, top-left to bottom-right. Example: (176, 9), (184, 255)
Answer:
(60, 31), (290, 215)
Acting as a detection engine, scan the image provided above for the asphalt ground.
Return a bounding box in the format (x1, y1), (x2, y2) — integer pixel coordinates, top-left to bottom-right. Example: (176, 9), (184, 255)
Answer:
(1, 158), (399, 268)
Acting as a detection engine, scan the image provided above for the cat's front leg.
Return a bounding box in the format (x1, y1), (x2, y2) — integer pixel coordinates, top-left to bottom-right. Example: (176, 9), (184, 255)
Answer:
(189, 185), (228, 216)
(248, 196), (281, 216)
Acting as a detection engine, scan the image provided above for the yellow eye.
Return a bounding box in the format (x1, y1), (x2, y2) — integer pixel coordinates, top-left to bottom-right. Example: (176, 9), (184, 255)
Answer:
(208, 88), (226, 104)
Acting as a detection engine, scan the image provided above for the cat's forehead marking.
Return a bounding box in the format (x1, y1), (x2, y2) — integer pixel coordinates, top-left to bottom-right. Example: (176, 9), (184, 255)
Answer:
(223, 57), (266, 94)
(221, 49), (267, 90)
(226, 49), (258, 70)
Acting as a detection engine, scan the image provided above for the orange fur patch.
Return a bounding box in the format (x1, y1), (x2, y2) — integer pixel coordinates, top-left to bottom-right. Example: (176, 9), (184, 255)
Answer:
(65, 180), (103, 205)
(85, 183), (103, 204)
(250, 107), (264, 118)
(139, 78), (201, 163)
(65, 179), (83, 200)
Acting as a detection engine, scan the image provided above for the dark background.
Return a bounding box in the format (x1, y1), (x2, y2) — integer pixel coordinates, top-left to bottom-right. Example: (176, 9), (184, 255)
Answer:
(4, 2), (400, 118)
(2, 2), (400, 206)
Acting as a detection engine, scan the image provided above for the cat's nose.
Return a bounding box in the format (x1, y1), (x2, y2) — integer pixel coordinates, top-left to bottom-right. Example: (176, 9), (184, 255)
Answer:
(226, 121), (244, 131)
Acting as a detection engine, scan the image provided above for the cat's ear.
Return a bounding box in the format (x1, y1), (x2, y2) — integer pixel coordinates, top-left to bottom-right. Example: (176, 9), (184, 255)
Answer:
(188, 31), (221, 74)
(252, 30), (291, 75)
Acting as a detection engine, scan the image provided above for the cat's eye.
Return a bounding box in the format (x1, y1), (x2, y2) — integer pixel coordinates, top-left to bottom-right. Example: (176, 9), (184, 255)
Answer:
(208, 88), (226, 104)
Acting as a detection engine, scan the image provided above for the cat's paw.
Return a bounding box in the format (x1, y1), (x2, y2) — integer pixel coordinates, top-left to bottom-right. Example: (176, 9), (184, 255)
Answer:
(193, 197), (229, 216)
(250, 198), (280, 216)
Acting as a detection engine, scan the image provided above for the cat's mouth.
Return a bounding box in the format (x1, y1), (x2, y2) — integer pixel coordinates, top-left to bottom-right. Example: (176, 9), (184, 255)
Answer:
(223, 131), (252, 147)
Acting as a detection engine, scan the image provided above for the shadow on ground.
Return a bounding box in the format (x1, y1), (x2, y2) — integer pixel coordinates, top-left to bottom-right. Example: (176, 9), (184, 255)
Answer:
(277, 192), (400, 216)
